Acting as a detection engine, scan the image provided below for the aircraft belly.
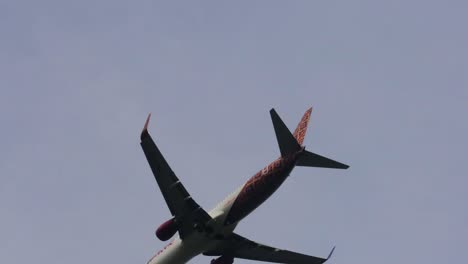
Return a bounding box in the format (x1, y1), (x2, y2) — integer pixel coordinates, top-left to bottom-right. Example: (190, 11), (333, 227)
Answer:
(209, 187), (243, 222)
(225, 156), (295, 225)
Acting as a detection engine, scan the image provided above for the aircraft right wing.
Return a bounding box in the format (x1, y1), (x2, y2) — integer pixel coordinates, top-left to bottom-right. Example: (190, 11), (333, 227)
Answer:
(204, 233), (335, 264)
(140, 114), (212, 239)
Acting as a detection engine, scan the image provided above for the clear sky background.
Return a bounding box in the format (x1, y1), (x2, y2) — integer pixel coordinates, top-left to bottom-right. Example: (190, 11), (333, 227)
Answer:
(1, 1), (467, 264)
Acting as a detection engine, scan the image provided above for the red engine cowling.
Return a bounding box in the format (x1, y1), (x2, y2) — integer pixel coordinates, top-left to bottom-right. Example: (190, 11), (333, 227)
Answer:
(155, 218), (178, 241)
(210, 256), (234, 264)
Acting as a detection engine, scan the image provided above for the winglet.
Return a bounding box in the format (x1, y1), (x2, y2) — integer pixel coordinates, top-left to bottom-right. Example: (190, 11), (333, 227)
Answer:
(140, 113), (151, 141)
(326, 246), (336, 261)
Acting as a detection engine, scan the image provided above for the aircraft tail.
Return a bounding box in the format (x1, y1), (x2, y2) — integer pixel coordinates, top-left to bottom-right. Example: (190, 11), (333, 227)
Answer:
(270, 107), (349, 169)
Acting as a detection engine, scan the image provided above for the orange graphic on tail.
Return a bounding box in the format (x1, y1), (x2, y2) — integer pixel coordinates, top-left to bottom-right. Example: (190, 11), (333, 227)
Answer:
(293, 107), (312, 145)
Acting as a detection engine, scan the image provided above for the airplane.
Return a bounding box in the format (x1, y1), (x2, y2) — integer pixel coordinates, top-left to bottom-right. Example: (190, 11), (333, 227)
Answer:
(140, 107), (349, 264)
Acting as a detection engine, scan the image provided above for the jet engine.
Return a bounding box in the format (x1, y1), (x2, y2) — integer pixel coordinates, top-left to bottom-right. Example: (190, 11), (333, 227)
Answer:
(155, 218), (178, 241)
(210, 256), (234, 264)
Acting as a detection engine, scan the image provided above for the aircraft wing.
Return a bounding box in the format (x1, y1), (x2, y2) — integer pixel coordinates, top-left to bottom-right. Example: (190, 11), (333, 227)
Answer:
(140, 114), (212, 239)
(204, 233), (334, 264)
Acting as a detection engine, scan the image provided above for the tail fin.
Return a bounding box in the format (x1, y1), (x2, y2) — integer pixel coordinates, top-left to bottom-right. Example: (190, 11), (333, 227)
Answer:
(293, 107), (312, 145)
(270, 107), (349, 169)
(270, 108), (301, 156)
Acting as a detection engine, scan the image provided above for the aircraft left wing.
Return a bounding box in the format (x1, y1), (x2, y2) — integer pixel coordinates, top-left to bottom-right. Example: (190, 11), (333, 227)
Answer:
(204, 233), (334, 264)
(140, 114), (212, 239)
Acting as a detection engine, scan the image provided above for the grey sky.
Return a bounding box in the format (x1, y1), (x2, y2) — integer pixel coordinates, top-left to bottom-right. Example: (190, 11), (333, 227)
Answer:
(1, 1), (467, 263)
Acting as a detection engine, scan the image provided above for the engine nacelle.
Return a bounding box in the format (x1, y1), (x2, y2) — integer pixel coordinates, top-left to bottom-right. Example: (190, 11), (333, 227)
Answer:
(155, 218), (178, 241)
(211, 256), (234, 264)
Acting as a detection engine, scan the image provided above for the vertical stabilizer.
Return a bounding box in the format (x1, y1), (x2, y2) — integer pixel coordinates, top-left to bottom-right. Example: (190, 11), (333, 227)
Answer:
(293, 107), (312, 145)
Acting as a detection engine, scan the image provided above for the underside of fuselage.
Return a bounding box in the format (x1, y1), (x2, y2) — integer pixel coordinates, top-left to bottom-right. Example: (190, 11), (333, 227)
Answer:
(224, 154), (297, 225)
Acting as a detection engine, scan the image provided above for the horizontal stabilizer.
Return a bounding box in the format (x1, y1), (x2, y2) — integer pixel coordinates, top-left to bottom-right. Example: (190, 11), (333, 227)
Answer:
(270, 108), (301, 156)
(296, 150), (349, 169)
